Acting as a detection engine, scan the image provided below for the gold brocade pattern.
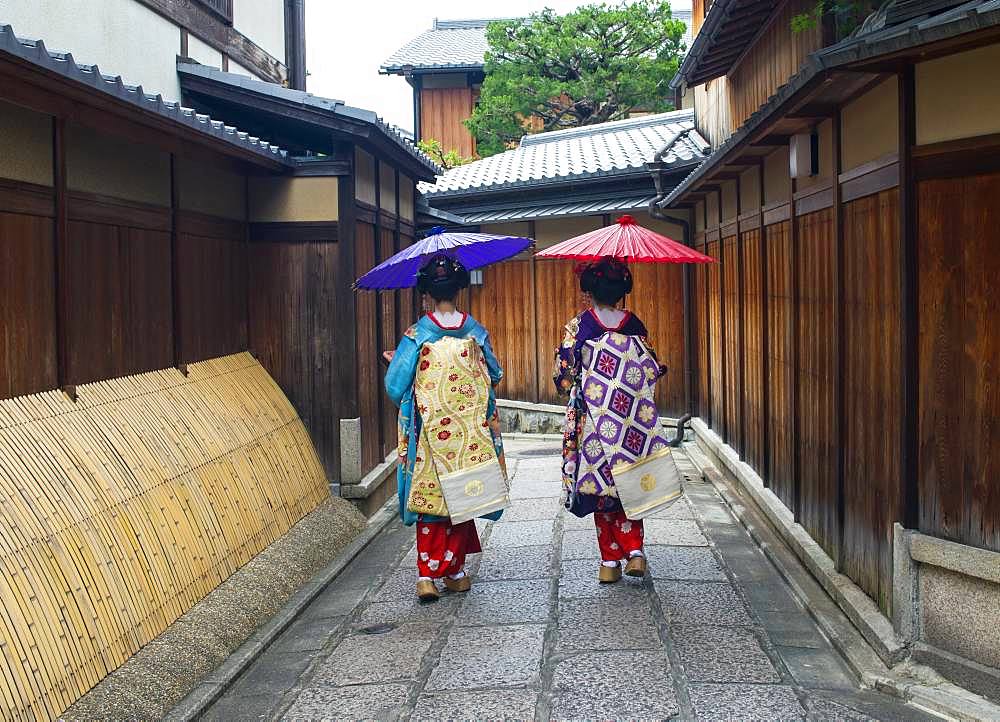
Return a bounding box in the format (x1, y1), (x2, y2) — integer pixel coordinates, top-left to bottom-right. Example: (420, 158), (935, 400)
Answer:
(407, 336), (497, 516)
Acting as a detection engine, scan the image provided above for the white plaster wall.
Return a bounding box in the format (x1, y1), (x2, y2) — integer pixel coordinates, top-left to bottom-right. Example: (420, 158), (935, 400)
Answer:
(187, 32), (222, 69)
(1, 0), (183, 101)
(228, 58), (264, 81)
(233, 0), (286, 62)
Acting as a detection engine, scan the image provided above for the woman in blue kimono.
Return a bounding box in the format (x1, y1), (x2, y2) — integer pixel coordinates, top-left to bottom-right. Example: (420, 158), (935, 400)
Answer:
(385, 255), (506, 602)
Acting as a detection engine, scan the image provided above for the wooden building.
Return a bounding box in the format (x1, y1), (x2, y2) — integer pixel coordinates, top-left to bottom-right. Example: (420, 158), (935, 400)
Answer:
(422, 110), (708, 418)
(655, 0), (1000, 699)
(380, 19), (496, 158)
(0, 5), (436, 715)
(381, 12), (696, 159)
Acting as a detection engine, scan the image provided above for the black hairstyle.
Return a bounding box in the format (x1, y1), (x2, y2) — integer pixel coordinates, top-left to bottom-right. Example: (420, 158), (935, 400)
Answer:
(416, 255), (471, 302)
(578, 257), (633, 307)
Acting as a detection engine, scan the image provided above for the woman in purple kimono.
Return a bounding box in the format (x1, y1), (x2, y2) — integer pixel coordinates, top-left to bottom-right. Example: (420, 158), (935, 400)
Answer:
(553, 258), (670, 583)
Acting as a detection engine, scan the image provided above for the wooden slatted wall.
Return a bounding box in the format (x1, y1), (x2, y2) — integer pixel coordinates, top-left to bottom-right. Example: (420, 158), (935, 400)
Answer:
(722, 234), (742, 453)
(247, 230), (342, 482)
(741, 227), (766, 473)
(843, 188), (902, 609)
(175, 212), (248, 364)
(379, 227), (398, 459)
(707, 239), (725, 433)
(0, 353), (328, 719)
(796, 208), (840, 560)
(918, 173), (1000, 553)
(63, 198), (173, 385)
(693, 239), (711, 420)
(535, 260), (585, 405)
(765, 220), (796, 514)
(0, 183), (57, 399)
(354, 222), (381, 473)
(630, 262), (687, 415)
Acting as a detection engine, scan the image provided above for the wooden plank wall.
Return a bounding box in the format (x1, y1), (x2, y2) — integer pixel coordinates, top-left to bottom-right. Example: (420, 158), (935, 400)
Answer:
(247, 231), (342, 482)
(722, 234), (742, 454)
(175, 212), (248, 364)
(796, 207), (840, 561)
(354, 221), (382, 473)
(707, 238), (725, 432)
(420, 86), (476, 158)
(843, 188), (901, 610)
(765, 220), (796, 513)
(918, 172), (1000, 553)
(0, 182), (57, 398)
(630, 262), (687, 414)
(469, 258), (689, 415)
(379, 227), (398, 459)
(63, 196), (173, 385)
(741, 227), (766, 473)
(726, 0), (823, 131)
(693, 240), (710, 419)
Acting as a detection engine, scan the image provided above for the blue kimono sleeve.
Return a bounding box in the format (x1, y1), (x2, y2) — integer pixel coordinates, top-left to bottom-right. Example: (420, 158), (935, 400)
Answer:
(385, 335), (419, 408)
(481, 334), (503, 386)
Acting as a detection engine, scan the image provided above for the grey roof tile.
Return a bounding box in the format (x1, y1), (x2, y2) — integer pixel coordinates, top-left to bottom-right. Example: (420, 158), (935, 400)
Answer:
(0, 24), (289, 164)
(420, 109), (708, 198)
(382, 12), (694, 74)
(380, 18), (507, 73)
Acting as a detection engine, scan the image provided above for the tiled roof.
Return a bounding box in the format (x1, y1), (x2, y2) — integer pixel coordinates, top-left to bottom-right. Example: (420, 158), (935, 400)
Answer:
(0, 24), (289, 165)
(380, 18), (513, 74)
(420, 109), (709, 198)
(382, 12), (694, 74)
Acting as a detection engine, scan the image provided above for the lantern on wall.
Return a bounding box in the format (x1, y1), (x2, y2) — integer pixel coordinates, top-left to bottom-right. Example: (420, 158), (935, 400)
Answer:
(789, 131), (819, 179)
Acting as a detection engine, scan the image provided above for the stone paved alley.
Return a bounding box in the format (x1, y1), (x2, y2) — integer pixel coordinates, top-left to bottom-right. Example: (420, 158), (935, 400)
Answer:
(203, 439), (937, 721)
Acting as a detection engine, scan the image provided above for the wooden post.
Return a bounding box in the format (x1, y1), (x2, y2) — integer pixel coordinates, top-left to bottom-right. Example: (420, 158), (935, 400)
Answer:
(336, 148), (359, 420)
(736, 177), (746, 458)
(899, 66), (919, 530)
(791, 173), (801, 522)
(52, 117), (72, 397)
(703, 200), (712, 427)
(717, 188), (727, 441)
(529, 220), (540, 403)
(758, 161), (771, 485)
(833, 111), (846, 570)
(373, 160), (385, 455)
(170, 155), (183, 369)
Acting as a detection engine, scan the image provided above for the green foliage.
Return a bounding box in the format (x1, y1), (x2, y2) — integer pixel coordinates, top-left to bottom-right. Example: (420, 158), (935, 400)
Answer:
(417, 139), (476, 169)
(466, 1), (687, 157)
(792, 1), (876, 39)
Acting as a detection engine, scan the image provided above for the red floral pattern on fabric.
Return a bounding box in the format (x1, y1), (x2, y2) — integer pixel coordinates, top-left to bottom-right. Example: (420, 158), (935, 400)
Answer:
(416, 520), (482, 578)
(594, 511), (644, 561)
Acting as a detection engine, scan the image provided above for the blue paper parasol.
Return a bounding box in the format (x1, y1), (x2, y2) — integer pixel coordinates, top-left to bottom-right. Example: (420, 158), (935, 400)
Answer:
(354, 226), (534, 290)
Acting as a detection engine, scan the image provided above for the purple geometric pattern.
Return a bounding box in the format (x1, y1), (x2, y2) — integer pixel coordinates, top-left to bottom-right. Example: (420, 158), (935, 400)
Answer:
(569, 333), (671, 501)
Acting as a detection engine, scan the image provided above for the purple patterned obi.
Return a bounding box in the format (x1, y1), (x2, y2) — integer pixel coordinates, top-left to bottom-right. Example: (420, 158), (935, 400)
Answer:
(566, 332), (671, 507)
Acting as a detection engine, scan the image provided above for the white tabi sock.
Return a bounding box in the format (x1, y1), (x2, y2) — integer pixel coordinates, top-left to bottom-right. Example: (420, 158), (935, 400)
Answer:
(601, 560), (619, 568)
(417, 576), (432, 582)
(447, 570), (466, 580)
(628, 550), (645, 559)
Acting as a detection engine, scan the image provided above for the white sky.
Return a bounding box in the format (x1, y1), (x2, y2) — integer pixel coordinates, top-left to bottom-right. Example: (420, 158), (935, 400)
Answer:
(305, 1), (691, 134)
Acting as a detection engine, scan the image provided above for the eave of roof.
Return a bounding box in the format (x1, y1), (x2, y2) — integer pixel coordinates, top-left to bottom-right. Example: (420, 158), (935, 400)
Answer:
(0, 24), (290, 169)
(661, 0), (1000, 207)
(177, 64), (440, 179)
(670, 0), (777, 89)
(380, 19), (508, 75)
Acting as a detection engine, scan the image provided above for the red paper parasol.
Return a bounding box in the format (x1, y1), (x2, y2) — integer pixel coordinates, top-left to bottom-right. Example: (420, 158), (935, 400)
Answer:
(535, 214), (714, 264)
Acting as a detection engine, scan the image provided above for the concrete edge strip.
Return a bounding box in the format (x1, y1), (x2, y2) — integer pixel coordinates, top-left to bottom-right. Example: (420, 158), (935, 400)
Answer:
(166, 498), (399, 721)
(690, 418), (905, 663)
(684, 425), (1000, 722)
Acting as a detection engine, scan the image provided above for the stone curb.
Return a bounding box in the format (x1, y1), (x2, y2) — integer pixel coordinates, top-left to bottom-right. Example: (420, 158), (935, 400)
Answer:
(165, 498), (399, 722)
(684, 435), (1000, 722)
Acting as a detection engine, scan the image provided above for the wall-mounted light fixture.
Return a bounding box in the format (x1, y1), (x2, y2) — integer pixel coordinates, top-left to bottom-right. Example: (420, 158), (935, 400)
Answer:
(469, 269), (484, 286)
(789, 130), (819, 179)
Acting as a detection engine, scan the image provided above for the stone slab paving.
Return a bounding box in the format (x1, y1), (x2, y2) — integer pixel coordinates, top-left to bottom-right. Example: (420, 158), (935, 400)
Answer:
(204, 440), (939, 721)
